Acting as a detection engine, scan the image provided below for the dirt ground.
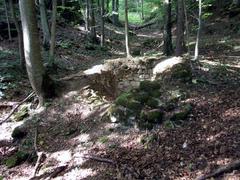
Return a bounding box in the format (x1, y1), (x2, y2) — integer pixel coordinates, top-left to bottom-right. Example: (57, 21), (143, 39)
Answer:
(0, 21), (240, 180)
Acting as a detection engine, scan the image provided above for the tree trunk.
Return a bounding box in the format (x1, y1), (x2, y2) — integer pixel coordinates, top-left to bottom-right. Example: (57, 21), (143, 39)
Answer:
(4, 0), (12, 41)
(106, 0), (110, 13)
(85, 0), (90, 31)
(141, 0), (144, 20)
(193, 0), (202, 61)
(89, 0), (97, 43)
(100, 0), (105, 47)
(39, 0), (51, 49)
(163, 0), (173, 56)
(49, 0), (57, 65)
(19, 0), (51, 106)
(9, 0), (25, 69)
(183, 0), (190, 57)
(112, 0), (119, 26)
(175, 0), (185, 56)
(124, 0), (130, 58)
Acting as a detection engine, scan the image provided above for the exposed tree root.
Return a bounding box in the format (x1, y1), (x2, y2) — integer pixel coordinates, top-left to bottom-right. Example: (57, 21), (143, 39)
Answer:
(0, 92), (34, 125)
(197, 160), (240, 180)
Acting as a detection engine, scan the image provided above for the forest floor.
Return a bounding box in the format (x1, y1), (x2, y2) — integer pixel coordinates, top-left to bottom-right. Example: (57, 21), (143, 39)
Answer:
(0, 20), (240, 180)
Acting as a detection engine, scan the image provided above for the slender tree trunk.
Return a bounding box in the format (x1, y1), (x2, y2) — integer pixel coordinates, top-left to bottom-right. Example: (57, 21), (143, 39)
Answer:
(106, 0), (110, 13)
(100, 0), (105, 47)
(4, 0), (12, 41)
(85, 0), (90, 31)
(175, 0), (185, 56)
(9, 0), (25, 69)
(193, 0), (202, 61)
(124, 0), (130, 57)
(163, 0), (173, 56)
(62, 0), (65, 6)
(141, 0), (144, 20)
(183, 0), (190, 57)
(49, 0), (57, 65)
(19, 0), (47, 106)
(89, 0), (97, 43)
(39, 0), (51, 49)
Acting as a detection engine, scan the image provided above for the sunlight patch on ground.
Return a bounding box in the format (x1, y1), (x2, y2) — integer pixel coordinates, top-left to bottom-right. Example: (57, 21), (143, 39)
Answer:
(60, 167), (95, 180)
(0, 121), (24, 141)
(49, 150), (72, 165)
(83, 64), (106, 75)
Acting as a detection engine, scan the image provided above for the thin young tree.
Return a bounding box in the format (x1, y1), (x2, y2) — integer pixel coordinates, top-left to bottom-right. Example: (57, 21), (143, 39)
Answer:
(39, 0), (51, 48)
(85, 0), (90, 31)
(193, 0), (202, 61)
(100, 0), (105, 46)
(163, 0), (173, 56)
(4, 0), (12, 41)
(19, 0), (54, 106)
(124, 0), (130, 58)
(175, 0), (185, 56)
(141, 0), (144, 20)
(49, 0), (57, 65)
(89, 0), (97, 43)
(9, 0), (25, 68)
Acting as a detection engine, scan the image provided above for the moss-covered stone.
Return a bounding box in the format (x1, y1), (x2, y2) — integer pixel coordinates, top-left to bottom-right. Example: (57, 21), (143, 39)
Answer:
(145, 98), (159, 108)
(171, 64), (192, 82)
(127, 100), (142, 111)
(140, 109), (164, 124)
(170, 104), (192, 121)
(115, 92), (132, 106)
(149, 90), (162, 98)
(139, 80), (161, 91)
(5, 151), (29, 168)
(134, 91), (150, 103)
(11, 126), (28, 139)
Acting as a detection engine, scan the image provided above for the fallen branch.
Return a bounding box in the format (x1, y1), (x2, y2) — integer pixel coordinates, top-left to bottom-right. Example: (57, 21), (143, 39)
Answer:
(0, 92), (34, 125)
(32, 126), (46, 178)
(129, 20), (157, 31)
(197, 160), (240, 180)
(29, 165), (68, 180)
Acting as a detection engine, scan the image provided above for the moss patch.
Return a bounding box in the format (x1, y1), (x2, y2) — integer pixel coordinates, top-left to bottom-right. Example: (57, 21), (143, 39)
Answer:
(5, 151), (29, 168)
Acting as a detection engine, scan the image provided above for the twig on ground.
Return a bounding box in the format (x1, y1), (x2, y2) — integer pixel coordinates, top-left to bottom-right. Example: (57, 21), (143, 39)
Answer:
(197, 160), (240, 180)
(31, 126), (45, 178)
(0, 92), (35, 125)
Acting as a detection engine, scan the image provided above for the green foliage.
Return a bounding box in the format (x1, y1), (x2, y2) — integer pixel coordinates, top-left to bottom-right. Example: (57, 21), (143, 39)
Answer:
(5, 151), (29, 168)
(98, 136), (109, 144)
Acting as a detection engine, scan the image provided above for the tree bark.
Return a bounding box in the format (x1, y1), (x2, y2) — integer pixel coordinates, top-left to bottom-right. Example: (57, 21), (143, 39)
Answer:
(39, 0), (51, 48)
(85, 0), (90, 31)
(19, 0), (50, 106)
(89, 0), (97, 43)
(49, 0), (57, 65)
(4, 0), (12, 41)
(193, 0), (202, 61)
(9, 0), (25, 69)
(124, 0), (130, 58)
(141, 0), (144, 20)
(100, 0), (105, 47)
(175, 0), (185, 56)
(163, 0), (173, 56)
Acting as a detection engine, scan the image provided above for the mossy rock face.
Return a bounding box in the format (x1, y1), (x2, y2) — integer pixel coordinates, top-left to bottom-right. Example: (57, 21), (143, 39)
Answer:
(11, 126), (28, 140)
(140, 109), (164, 124)
(134, 91), (150, 103)
(170, 104), (192, 121)
(5, 151), (29, 168)
(171, 63), (192, 82)
(139, 80), (161, 91)
(127, 100), (142, 111)
(145, 98), (159, 108)
(115, 92), (132, 106)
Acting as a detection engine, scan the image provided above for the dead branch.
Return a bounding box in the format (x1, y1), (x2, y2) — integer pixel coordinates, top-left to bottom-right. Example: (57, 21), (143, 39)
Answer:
(0, 92), (35, 125)
(83, 155), (115, 164)
(29, 165), (68, 180)
(31, 126), (46, 178)
(197, 160), (240, 180)
(129, 20), (157, 31)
